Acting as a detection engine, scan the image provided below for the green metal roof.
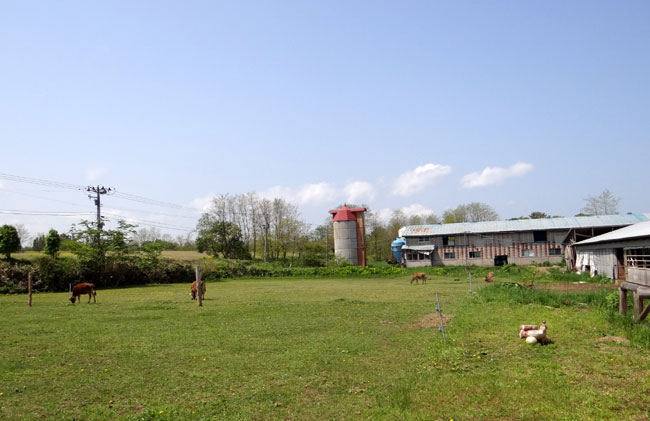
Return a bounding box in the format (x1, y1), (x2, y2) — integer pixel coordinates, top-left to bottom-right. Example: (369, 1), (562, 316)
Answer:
(400, 213), (650, 237)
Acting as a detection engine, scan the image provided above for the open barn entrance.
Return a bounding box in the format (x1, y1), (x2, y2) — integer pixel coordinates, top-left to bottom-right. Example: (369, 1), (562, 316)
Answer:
(494, 255), (508, 266)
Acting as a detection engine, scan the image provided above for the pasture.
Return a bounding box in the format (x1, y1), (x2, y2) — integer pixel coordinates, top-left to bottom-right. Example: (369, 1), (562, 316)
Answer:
(1, 276), (649, 420)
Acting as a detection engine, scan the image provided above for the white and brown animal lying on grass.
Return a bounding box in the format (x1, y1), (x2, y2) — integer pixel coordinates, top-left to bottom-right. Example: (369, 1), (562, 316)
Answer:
(70, 283), (96, 304)
(191, 279), (206, 300)
(410, 272), (427, 284)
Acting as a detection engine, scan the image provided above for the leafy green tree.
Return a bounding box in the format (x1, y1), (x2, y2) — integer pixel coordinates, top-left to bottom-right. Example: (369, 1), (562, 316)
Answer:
(68, 219), (138, 284)
(196, 216), (251, 259)
(529, 211), (548, 219)
(32, 233), (46, 251)
(0, 224), (21, 259)
(44, 229), (61, 257)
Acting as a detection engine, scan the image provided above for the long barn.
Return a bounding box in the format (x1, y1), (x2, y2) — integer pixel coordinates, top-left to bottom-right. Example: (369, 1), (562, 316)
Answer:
(398, 213), (650, 268)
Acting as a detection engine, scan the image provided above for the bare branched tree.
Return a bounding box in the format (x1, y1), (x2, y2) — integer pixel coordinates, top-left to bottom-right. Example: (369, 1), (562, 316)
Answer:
(14, 224), (30, 247)
(581, 189), (620, 215)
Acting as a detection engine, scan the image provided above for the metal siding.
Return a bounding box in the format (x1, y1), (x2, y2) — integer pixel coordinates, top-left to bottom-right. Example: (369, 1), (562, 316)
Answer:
(333, 221), (358, 265)
(400, 214), (650, 237)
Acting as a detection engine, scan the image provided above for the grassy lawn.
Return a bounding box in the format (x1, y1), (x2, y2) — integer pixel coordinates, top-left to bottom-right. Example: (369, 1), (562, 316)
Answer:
(1, 276), (649, 420)
(160, 250), (209, 262)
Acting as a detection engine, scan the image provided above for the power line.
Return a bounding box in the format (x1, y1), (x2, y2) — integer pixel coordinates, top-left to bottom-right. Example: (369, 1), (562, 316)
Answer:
(0, 172), (204, 230)
(0, 187), (89, 208)
(102, 211), (195, 231)
(112, 190), (202, 212)
(0, 187), (199, 219)
(0, 172), (85, 190)
(0, 208), (93, 217)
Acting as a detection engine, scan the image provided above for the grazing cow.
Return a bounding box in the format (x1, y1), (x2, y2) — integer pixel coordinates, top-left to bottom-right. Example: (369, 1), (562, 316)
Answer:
(70, 283), (96, 304)
(191, 280), (206, 301)
(410, 272), (427, 284)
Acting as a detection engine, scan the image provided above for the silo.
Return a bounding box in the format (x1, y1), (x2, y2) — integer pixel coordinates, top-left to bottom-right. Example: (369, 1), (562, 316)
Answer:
(329, 205), (367, 266)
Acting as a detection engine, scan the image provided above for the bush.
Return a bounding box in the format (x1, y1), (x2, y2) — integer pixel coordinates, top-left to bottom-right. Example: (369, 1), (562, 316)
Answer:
(36, 256), (81, 291)
(0, 260), (32, 293)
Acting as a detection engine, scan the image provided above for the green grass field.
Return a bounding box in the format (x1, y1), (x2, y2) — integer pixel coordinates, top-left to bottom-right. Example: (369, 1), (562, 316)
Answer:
(1, 276), (649, 420)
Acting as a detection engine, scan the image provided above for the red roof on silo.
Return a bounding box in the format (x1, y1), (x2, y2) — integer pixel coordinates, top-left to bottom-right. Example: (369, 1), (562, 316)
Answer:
(329, 205), (367, 222)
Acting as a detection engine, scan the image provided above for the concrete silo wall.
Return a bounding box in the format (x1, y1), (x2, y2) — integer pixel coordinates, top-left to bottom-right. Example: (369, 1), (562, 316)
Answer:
(333, 220), (358, 265)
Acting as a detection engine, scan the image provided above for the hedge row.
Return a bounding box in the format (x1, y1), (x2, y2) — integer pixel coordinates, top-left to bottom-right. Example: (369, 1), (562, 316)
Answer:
(1, 258), (611, 294)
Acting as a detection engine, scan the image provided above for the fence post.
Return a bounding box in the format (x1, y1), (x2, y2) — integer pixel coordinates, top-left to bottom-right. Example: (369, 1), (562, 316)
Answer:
(435, 292), (446, 343)
(28, 272), (32, 307)
(196, 265), (202, 307)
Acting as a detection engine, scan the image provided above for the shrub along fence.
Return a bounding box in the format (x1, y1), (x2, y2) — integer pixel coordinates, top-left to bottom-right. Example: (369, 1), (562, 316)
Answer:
(1, 258), (613, 294)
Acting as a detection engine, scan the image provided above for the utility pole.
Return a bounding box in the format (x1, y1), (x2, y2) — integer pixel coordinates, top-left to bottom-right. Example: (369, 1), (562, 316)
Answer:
(86, 185), (113, 235)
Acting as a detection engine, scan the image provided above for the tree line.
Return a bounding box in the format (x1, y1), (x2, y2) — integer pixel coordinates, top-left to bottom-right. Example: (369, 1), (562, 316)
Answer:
(1, 189), (622, 265)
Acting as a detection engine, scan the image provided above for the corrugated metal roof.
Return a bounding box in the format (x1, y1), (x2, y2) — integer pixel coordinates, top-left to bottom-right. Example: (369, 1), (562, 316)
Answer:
(402, 245), (436, 251)
(575, 220), (650, 246)
(400, 213), (650, 237)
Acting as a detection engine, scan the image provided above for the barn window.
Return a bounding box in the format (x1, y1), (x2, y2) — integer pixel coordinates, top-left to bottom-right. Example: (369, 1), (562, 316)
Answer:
(549, 247), (562, 256)
(521, 249), (535, 257)
(469, 251), (481, 259)
(533, 231), (547, 243)
(418, 236), (431, 243)
(443, 236), (455, 246)
(444, 252), (456, 259)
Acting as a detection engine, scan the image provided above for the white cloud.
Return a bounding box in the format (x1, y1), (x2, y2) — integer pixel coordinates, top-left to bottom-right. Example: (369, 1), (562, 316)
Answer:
(297, 182), (337, 204)
(85, 168), (107, 182)
(461, 162), (534, 188)
(259, 185), (294, 202)
(392, 163), (452, 196)
(188, 193), (216, 212)
(375, 208), (393, 224)
(261, 183), (336, 205)
(344, 181), (375, 204)
(400, 203), (435, 218)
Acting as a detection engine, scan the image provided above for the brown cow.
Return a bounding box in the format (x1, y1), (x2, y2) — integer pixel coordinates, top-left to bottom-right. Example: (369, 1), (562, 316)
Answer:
(70, 283), (96, 304)
(191, 280), (206, 301)
(410, 272), (427, 284)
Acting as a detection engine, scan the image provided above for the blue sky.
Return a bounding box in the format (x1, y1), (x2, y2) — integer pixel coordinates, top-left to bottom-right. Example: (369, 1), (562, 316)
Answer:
(1, 1), (650, 241)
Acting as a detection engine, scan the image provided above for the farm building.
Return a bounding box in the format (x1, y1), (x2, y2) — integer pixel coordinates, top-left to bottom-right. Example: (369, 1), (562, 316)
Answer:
(574, 220), (650, 282)
(574, 221), (650, 322)
(397, 213), (650, 268)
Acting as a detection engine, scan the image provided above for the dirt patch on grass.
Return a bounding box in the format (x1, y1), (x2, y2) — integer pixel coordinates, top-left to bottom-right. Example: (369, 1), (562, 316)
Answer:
(596, 336), (630, 344)
(412, 312), (453, 329)
(534, 283), (615, 292)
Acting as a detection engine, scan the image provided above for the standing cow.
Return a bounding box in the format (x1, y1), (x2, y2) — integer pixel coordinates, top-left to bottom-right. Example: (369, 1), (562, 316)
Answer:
(191, 280), (206, 301)
(70, 283), (97, 304)
(410, 273), (427, 284)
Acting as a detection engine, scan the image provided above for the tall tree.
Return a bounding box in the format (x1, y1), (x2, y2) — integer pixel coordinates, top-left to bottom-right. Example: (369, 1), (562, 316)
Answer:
(259, 198), (273, 262)
(32, 233), (46, 251)
(0, 225), (21, 259)
(14, 224), (29, 247)
(443, 202), (499, 223)
(581, 189), (620, 215)
(44, 229), (61, 257)
(196, 217), (250, 259)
